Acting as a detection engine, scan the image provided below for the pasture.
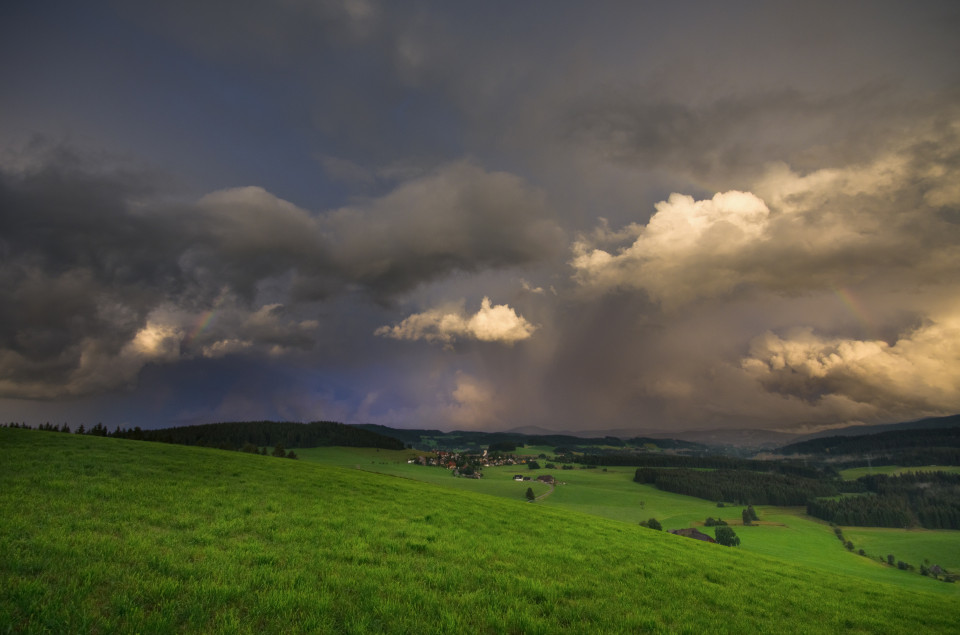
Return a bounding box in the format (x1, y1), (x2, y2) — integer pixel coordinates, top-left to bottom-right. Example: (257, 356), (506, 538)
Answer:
(307, 449), (960, 597)
(839, 465), (960, 480)
(3, 428), (959, 633)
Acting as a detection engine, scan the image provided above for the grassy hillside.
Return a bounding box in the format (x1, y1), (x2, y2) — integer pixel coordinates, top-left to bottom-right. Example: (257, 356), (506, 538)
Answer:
(297, 451), (959, 596)
(2, 429), (959, 633)
(840, 527), (960, 572)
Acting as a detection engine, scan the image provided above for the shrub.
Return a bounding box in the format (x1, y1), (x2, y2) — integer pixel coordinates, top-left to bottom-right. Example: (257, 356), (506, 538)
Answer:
(640, 518), (662, 531)
(715, 526), (740, 547)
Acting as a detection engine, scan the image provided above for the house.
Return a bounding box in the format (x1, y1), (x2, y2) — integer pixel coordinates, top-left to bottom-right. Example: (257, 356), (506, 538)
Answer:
(668, 528), (716, 543)
(535, 474), (555, 484)
(513, 475), (525, 481)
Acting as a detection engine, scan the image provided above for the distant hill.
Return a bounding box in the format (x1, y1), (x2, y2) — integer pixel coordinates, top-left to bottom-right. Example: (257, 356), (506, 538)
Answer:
(642, 428), (800, 449)
(351, 424), (706, 453)
(355, 414), (960, 455)
(777, 421), (960, 462)
(789, 414), (960, 443)
(134, 420), (404, 450)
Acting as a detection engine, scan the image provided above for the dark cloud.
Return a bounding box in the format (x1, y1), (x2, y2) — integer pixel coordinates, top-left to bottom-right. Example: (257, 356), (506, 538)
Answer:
(3, 1), (959, 431)
(0, 145), (561, 399)
(566, 86), (942, 185)
(323, 161), (564, 301)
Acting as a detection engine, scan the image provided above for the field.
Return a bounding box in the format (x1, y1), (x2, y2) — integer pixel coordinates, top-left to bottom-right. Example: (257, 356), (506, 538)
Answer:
(839, 465), (960, 480)
(3, 429), (960, 633)
(840, 527), (960, 572)
(300, 451), (960, 597)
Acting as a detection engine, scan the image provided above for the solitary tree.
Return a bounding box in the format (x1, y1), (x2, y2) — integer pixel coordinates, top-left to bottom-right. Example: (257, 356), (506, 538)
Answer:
(272, 443), (287, 458)
(742, 509), (752, 526)
(715, 526), (740, 547)
(526, 487), (536, 501)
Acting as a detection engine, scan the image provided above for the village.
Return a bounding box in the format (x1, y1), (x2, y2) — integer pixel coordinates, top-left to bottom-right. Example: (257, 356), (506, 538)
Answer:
(407, 448), (561, 485)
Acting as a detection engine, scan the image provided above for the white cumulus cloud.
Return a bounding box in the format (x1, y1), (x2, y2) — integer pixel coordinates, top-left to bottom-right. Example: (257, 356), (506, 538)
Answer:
(375, 297), (537, 345)
(572, 190), (771, 307)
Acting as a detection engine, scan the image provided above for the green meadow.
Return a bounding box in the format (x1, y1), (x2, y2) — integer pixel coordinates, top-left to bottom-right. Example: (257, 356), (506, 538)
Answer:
(3, 429), (959, 634)
(302, 450), (960, 598)
(840, 527), (960, 572)
(839, 465), (960, 480)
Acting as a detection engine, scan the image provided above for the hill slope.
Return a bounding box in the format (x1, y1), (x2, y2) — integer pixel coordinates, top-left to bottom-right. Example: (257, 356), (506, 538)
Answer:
(2, 428), (958, 633)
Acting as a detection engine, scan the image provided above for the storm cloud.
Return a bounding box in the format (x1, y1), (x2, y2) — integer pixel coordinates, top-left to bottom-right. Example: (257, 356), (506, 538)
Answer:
(1, 1), (958, 432)
(0, 148), (559, 399)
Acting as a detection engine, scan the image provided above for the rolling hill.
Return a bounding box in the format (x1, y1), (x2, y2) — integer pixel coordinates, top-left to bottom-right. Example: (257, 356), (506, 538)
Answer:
(2, 427), (958, 633)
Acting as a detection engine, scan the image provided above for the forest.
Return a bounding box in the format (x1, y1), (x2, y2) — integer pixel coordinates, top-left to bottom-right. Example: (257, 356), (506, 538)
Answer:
(582, 452), (832, 478)
(807, 472), (960, 529)
(634, 467), (837, 506)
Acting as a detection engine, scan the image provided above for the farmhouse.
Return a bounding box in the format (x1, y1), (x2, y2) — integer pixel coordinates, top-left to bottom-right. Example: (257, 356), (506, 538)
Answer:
(535, 474), (555, 484)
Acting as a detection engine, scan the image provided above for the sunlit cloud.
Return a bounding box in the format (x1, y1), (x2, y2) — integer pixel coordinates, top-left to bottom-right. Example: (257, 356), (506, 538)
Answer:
(572, 191), (770, 307)
(375, 297), (537, 345)
(741, 310), (960, 415)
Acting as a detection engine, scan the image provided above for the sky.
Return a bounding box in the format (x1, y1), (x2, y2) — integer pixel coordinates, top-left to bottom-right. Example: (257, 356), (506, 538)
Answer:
(1, 1), (959, 434)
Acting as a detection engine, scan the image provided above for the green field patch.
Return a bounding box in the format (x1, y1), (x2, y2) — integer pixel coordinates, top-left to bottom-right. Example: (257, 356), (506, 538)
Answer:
(512, 444), (556, 457)
(840, 526), (960, 572)
(839, 465), (960, 480)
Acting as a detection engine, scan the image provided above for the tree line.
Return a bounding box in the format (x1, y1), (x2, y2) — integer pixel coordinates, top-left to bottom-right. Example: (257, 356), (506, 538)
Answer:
(2, 420), (404, 452)
(832, 447), (960, 469)
(807, 472), (960, 529)
(634, 467), (837, 505)
(586, 452), (833, 479)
